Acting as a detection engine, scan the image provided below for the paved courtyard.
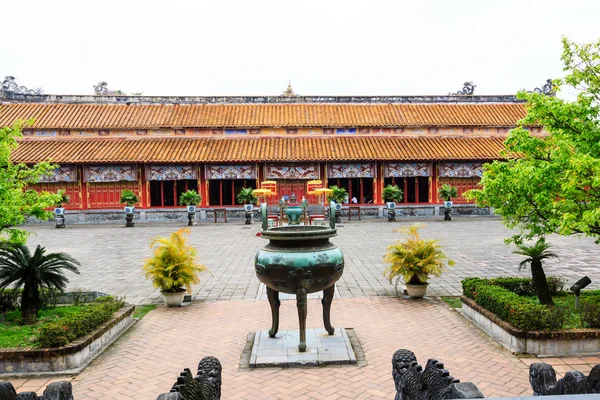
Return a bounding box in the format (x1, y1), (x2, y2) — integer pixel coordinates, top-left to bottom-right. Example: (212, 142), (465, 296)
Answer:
(4, 217), (600, 399)
(25, 217), (600, 304)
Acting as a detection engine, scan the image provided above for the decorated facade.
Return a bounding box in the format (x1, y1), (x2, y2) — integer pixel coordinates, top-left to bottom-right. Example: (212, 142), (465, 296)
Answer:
(0, 83), (536, 212)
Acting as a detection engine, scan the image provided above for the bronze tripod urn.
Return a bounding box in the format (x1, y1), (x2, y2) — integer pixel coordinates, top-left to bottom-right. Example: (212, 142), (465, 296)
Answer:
(254, 204), (344, 352)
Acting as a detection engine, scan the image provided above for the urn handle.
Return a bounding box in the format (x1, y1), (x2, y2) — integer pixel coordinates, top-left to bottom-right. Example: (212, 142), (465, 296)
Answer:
(261, 203), (268, 231)
(329, 201), (336, 229)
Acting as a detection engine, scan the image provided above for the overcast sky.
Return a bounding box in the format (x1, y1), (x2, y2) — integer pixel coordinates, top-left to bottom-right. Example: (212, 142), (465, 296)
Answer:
(3, 0), (599, 98)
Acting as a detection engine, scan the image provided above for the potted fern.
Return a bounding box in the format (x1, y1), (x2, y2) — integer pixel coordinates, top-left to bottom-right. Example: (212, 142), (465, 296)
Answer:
(327, 185), (348, 223)
(439, 184), (458, 221)
(383, 224), (454, 298)
(382, 185), (403, 222)
(237, 187), (257, 224)
(54, 190), (70, 228)
(143, 228), (209, 307)
(120, 190), (139, 227)
(179, 190), (202, 226)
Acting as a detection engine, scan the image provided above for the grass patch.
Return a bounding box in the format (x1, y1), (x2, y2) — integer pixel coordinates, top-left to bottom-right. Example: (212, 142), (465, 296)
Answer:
(133, 304), (156, 320)
(0, 306), (84, 348)
(442, 297), (462, 309)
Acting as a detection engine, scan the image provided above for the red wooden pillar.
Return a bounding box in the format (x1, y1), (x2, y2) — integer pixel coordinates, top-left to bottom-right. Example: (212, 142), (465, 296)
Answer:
(79, 165), (88, 209)
(140, 164), (149, 208)
(432, 162), (438, 204)
(199, 164), (207, 208)
(375, 161), (384, 205)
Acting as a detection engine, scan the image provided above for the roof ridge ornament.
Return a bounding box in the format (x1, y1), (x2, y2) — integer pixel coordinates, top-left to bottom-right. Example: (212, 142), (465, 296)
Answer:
(93, 81), (126, 95)
(281, 81), (299, 97)
(449, 81), (476, 96)
(1, 76), (44, 95)
(533, 79), (556, 96)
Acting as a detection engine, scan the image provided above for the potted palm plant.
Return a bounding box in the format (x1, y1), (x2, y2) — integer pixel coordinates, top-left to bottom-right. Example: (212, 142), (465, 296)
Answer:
(439, 184), (458, 221)
(143, 228), (209, 307)
(327, 185), (348, 223)
(0, 244), (80, 324)
(237, 187), (257, 224)
(382, 185), (403, 222)
(120, 190), (139, 227)
(54, 190), (70, 229)
(383, 224), (454, 298)
(179, 190), (202, 226)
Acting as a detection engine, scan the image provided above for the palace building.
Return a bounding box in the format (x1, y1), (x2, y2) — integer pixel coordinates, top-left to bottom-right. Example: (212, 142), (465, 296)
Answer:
(0, 81), (535, 221)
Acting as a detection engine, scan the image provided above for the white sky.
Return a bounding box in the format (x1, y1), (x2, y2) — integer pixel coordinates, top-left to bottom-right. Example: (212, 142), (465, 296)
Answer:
(3, 0), (599, 98)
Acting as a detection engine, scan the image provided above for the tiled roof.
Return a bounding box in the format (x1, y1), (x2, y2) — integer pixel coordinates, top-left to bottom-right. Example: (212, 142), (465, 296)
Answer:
(0, 103), (527, 129)
(12, 136), (507, 163)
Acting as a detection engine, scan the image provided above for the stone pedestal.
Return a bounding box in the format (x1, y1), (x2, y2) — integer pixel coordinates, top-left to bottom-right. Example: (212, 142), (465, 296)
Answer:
(250, 328), (356, 368)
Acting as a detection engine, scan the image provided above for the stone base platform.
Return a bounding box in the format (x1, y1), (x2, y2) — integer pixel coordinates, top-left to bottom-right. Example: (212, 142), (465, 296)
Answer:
(250, 328), (357, 368)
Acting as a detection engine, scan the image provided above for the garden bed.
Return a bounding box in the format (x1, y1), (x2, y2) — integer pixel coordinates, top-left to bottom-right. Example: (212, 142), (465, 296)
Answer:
(460, 277), (600, 356)
(0, 297), (135, 376)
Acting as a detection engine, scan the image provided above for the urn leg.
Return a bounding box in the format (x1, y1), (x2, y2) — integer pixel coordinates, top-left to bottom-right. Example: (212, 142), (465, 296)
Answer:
(322, 285), (335, 335)
(296, 288), (307, 352)
(267, 287), (280, 338)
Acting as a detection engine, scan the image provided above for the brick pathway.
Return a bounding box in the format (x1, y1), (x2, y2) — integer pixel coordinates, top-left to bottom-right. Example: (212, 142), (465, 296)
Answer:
(0, 298), (532, 398)
(24, 218), (600, 304)
(7, 298), (600, 399)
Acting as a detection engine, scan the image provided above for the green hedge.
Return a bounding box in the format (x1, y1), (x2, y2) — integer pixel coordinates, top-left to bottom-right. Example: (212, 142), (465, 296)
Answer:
(461, 276), (565, 299)
(473, 284), (551, 331)
(37, 296), (125, 347)
(462, 276), (568, 331)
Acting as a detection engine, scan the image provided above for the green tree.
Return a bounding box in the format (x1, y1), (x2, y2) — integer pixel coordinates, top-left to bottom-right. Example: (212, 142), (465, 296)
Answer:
(0, 244), (80, 323)
(0, 122), (62, 244)
(465, 37), (600, 244)
(514, 240), (558, 306)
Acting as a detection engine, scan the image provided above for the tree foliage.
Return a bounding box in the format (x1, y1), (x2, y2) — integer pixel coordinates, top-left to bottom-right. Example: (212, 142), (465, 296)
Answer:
(0, 244), (80, 323)
(0, 122), (62, 244)
(465, 37), (600, 244)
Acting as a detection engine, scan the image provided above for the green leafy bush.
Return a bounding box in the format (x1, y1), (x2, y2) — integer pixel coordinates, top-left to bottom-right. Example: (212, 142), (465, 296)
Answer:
(36, 296), (125, 347)
(487, 276), (565, 296)
(462, 277), (486, 299)
(581, 302), (600, 328)
(474, 284), (551, 331)
(461, 276), (564, 299)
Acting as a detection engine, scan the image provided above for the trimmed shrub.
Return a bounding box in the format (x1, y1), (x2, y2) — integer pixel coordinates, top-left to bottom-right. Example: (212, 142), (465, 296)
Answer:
(581, 302), (600, 328)
(474, 284), (551, 331)
(462, 277), (487, 299)
(37, 296), (125, 347)
(487, 276), (565, 296)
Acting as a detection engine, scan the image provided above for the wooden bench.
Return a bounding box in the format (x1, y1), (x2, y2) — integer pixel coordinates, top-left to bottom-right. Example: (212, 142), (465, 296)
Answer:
(213, 208), (227, 223)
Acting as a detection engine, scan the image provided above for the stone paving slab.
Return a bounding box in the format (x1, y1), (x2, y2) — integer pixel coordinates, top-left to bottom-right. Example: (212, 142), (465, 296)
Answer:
(250, 328), (356, 367)
(23, 218), (600, 304)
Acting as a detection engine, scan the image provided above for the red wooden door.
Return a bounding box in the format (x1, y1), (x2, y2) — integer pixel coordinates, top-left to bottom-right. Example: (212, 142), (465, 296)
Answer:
(277, 180), (306, 203)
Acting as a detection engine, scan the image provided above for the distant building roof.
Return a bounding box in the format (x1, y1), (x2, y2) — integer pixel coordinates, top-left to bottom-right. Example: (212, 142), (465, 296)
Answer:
(11, 136), (509, 163)
(0, 103), (527, 129)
